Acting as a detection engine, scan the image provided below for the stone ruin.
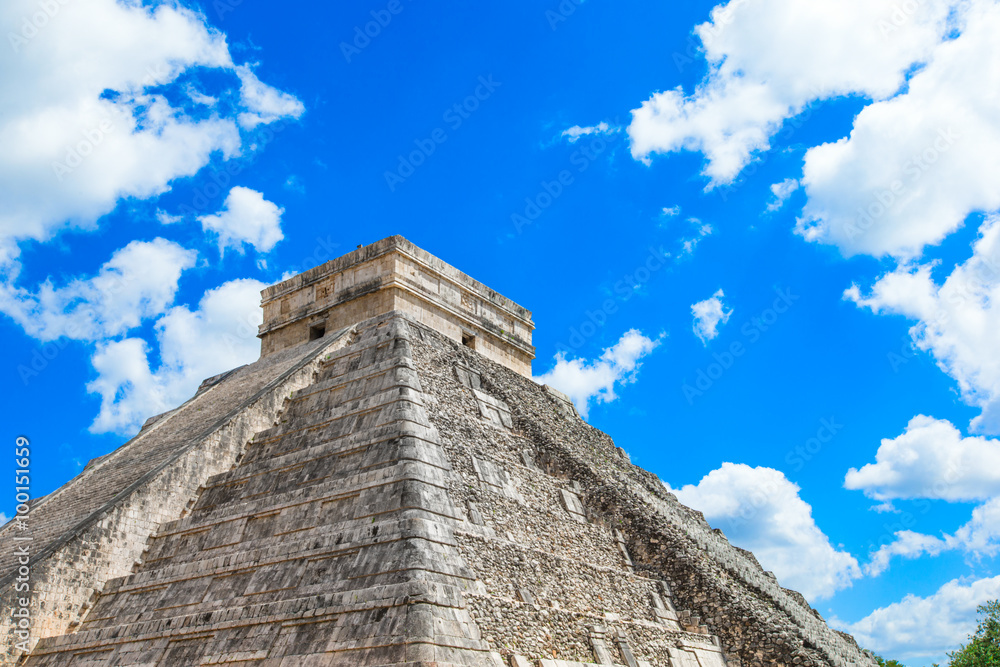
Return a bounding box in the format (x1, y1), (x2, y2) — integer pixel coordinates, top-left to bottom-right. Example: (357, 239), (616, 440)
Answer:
(0, 236), (877, 666)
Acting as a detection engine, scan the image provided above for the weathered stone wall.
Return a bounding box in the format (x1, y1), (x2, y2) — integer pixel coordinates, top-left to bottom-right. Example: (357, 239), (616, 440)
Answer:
(0, 334), (342, 664)
(11, 309), (875, 667)
(409, 324), (732, 667)
(412, 325), (876, 667)
(22, 314), (499, 667)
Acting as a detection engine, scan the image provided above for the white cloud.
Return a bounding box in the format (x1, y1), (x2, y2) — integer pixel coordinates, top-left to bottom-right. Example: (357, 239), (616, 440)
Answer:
(624, 1), (1000, 540)
(0, 0), (231, 261)
(535, 330), (662, 418)
(156, 209), (183, 225)
(186, 86), (217, 107)
(0, 2), (302, 438)
(236, 65), (305, 130)
(845, 415), (1000, 502)
(691, 289), (732, 344)
(798, 1), (1000, 259)
(766, 178), (800, 212)
(199, 187), (285, 255)
(868, 497), (1000, 576)
(89, 338), (166, 435)
(661, 205), (681, 218)
(0, 0), (304, 265)
(846, 217), (1000, 433)
(561, 122), (619, 143)
(670, 463), (862, 601)
(866, 530), (950, 577)
(882, 494), (1000, 575)
(848, 416), (1000, 574)
(87, 278), (266, 434)
(0, 239), (196, 342)
(678, 218), (714, 257)
(951, 496), (1000, 556)
(0, 238), (265, 437)
(627, 0), (952, 186)
(836, 575), (1000, 661)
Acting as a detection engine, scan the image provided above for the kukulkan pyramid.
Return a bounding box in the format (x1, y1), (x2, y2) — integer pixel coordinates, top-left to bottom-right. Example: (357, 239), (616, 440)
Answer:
(1, 237), (876, 667)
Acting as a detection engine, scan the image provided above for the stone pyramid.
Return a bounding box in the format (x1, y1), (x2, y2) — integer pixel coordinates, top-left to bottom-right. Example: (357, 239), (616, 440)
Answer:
(1, 237), (876, 667)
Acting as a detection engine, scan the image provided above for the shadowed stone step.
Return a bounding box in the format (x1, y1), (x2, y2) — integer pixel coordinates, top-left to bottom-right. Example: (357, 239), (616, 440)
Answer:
(4, 237), (878, 667)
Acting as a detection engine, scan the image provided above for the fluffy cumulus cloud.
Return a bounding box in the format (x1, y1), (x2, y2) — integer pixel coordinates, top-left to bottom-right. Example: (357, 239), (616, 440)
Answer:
(865, 530), (950, 577)
(845, 415), (1000, 502)
(2, 0), (228, 260)
(88, 278), (266, 434)
(847, 416), (1000, 574)
(625, 0), (1000, 260)
(952, 496), (1000, 556)
(0, 239), (196, 342)
(0, 0), (303, 433)
(0, 237), (266, 434)
(535, 330), (662, 418)
(691, 289), (732, 344)
(627, 0), (952, 185)
(867, 498), (1000, 576)
(617, 0), (1000, 649)
(0, 0), (303, 264)
(836, 575), (1000, 661)
(799, 1), (1000, 259)
(670, 463), (862, 601)
(199, 187), (285, 255)
(846, 216), (1000, 433)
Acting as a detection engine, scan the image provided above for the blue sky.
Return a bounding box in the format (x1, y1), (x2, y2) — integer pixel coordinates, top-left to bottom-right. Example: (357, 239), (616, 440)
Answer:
(3, 0), (1000, 662)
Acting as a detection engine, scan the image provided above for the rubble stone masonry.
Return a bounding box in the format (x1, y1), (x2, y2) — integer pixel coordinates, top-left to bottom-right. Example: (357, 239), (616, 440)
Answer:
(1, 237), (876, 667)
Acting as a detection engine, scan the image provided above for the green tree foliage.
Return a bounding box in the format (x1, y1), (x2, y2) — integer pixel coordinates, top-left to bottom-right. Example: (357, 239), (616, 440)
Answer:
(948, 601), (1000, 667)
(871, 653), (906, 667)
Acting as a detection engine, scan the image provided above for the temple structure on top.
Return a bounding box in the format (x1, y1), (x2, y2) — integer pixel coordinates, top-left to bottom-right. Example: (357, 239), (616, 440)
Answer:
(257, 236), (535, 376)
(0, 236), (876, 667)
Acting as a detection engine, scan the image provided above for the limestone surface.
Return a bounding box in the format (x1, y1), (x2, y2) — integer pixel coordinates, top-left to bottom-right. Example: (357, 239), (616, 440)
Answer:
(1, 237), (877, 667)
